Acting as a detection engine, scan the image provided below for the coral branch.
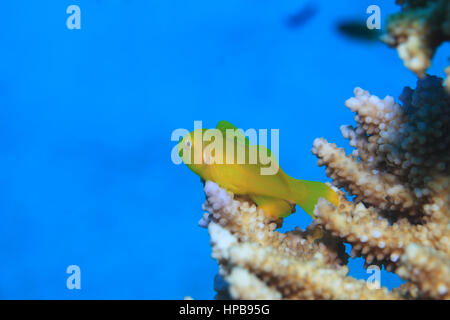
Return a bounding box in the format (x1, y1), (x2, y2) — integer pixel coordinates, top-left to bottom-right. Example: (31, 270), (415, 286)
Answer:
(312, 75), (449, 298)
(382, 0), (450, 76)
(202, 181), (347, 268)
(314, 197), (449, 270)
(312, 138), (415, 213)
(225, 267), (282, 300)
(203, 182), (399, 300)
(191, 3), (450, 297)
(397, 244), (450, 299)
(196, 76), (448, 300)
(210, 221), (397, 300)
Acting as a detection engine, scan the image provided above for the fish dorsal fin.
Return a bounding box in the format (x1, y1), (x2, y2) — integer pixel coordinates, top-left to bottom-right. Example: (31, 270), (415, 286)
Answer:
(216, 120), (277, 160)
(216, 120), (250, 146)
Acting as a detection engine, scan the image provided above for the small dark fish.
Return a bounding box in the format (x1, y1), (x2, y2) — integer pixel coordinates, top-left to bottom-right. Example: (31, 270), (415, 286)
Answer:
(286, 3), (319, 29)
(337, 20), (382, 41)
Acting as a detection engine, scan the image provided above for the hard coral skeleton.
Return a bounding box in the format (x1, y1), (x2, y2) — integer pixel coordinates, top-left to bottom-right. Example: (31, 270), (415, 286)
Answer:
(382, 0), (450, 77)
(312, 76), (449, 299)
(192, 1), (450, 300)
(199, 76), (449, 300)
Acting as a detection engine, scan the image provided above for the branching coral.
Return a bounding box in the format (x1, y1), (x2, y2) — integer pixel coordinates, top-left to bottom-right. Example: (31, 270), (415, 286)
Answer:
(312, 75), (449, 299)
(187, 1), (449, 301)
(201, 181), (398, 300)
(195, 75), (449, 300)
(382, 0), (450, 76)
(202, 181), (347, 269)
(397, 243), (450, 299)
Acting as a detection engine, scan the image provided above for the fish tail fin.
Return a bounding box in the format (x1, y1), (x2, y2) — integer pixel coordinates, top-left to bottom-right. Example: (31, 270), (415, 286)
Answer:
(287, 178), (339, 218)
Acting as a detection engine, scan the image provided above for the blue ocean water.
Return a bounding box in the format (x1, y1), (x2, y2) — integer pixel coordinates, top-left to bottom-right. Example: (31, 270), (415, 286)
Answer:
(0, 1), (448, 299)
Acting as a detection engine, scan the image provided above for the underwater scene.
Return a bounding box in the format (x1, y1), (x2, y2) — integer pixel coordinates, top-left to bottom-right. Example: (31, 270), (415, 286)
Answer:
(1, 0), (449, 300)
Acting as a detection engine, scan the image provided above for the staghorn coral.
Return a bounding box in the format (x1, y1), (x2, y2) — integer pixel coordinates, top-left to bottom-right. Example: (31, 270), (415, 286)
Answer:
(187, 2), (450, 299)
(210, 224), (397, 300)
(194, 75), (449, 300)
(201, 181), (348, 269)
(315, 76), (449, 221)
(201, 181), (398, 300)
(382, 0), (450, 77)
(225, 267), (283, 300)
(312, 75), (449, 299)
(396, 243), (450, 299)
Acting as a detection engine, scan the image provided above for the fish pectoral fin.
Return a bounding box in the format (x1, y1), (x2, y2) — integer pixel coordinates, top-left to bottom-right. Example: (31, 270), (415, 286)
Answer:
(250, 195), (295, 219)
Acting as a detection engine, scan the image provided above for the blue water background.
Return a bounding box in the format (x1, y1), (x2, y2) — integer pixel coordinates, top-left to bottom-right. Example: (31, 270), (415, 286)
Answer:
(0, 0), (448, 299)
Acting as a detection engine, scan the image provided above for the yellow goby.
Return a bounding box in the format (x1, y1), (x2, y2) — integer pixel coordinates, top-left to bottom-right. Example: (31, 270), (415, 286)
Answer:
(177, 121), (339, 219)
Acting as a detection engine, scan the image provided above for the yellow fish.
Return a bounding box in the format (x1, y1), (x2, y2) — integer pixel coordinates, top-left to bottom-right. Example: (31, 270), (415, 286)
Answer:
(177, 121), (339, 219)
